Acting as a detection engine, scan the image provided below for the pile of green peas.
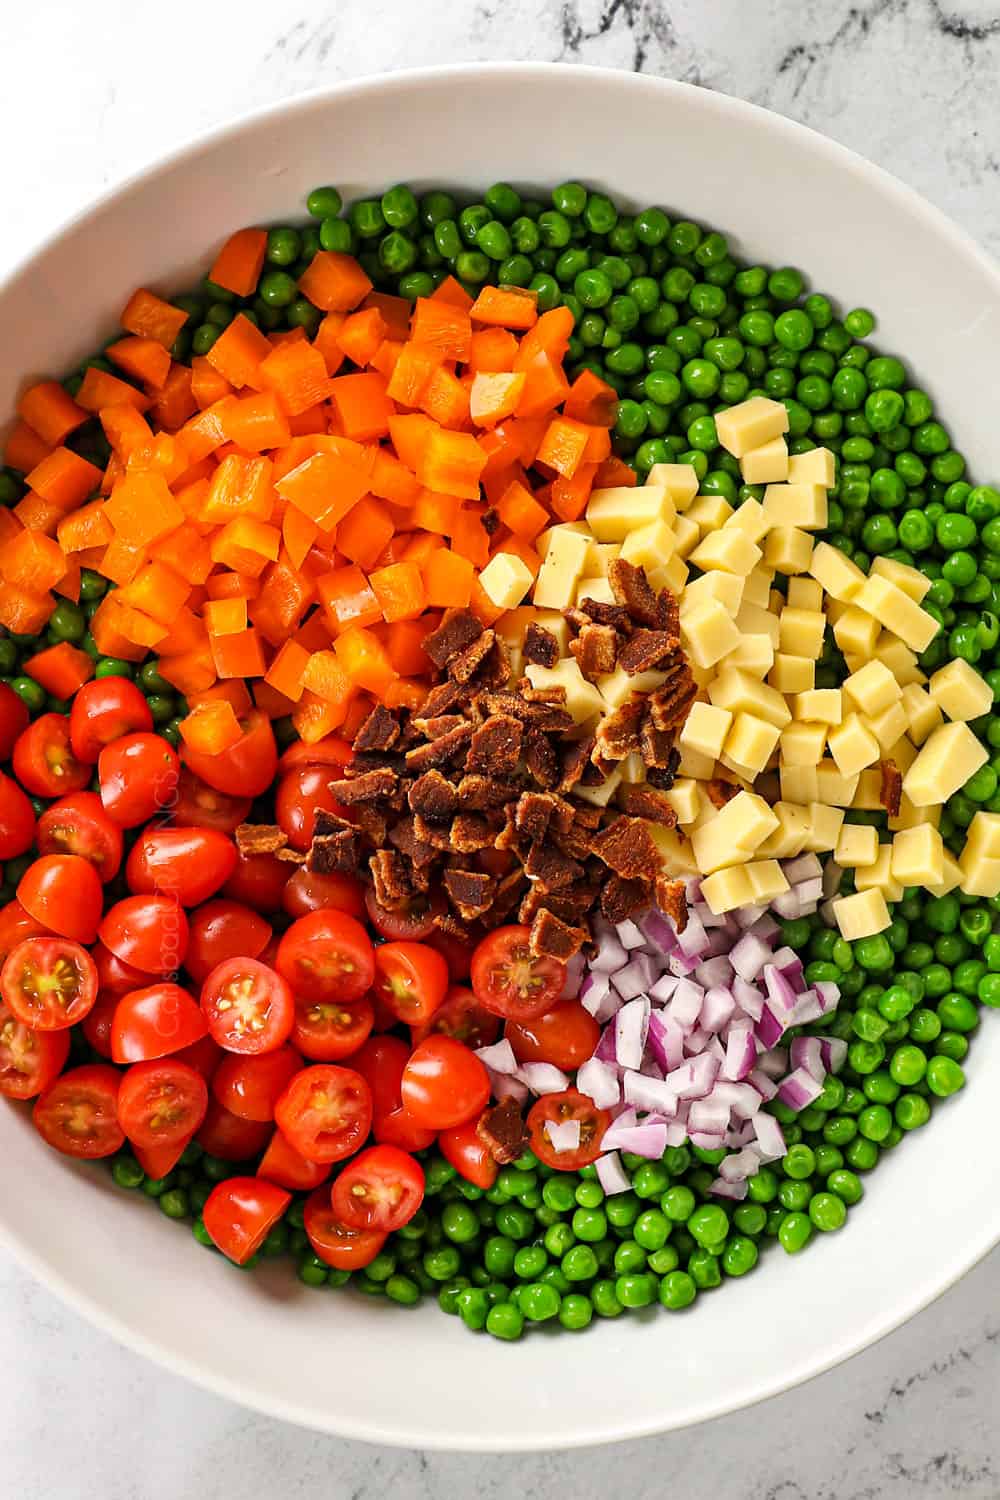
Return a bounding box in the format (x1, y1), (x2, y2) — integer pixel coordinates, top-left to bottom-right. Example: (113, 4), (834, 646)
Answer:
(3, 177), (999, 1334)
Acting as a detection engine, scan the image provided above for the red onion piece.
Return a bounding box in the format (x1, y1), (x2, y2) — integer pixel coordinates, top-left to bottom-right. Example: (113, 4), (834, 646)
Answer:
(595, 1151), (632, 1195)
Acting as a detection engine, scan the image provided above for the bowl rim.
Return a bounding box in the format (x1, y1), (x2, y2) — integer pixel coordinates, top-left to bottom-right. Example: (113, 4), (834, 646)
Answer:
(2, 60), (999, 1450)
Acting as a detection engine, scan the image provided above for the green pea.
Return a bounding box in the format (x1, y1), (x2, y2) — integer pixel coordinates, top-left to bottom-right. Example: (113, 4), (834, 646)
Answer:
(778, 1211), (813, 1254)
(485, 1301), (524, 1340)
(112, 1157), (145, 1190)
(562, 1244), (599, 1282)
(926, 1055), (965, 1097)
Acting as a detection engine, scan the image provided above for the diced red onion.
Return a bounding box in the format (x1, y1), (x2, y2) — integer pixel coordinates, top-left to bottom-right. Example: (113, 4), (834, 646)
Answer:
(749, 1067), (779, 1101)
(676, 908), (709, 958)
(577, 1056), (621, 1109)
(784, 853), (822, 884)
(730, 932), (771, 983)
(819, 898), (839, 928)
(487, 1070), (529, 1105)
(732, 976), (764, 1022)
(686, 1025), (709, 1053)
(814, 981), (840, 1010)
(710, 1176), (748, 1200)
(789, 989), (826, 1026)
(755, 1005), (786, 1050)
(544, 1119), (581, 1153)
(664, 1052), (719, 1099)
(694, 955), (734, 990)
(663, 1121), (689, 1147)
(647, 1011), (685, 1073)
(822, 860), (843, 899)
(688, 1131), (726, 1149)
(594, 1024), (618, 1064)
(615, 918), (646, 950)
(719, 1145), (762, 1182)
(623, 1070), (680, 1115)
(668, 979), (703, 1029)
(649, 973), (679, 1005)
(700, 985), (736, 1034)
(777, 1066), (824, 1110)
(733, 902), (767, 930)
(726, 1120), (757, 1149)
(790, 1036), (825, 1081)
(771, 888), (804, 919)
(560, 952), (585, 1000)
(601, 1120), (668, 1158)
(688, 1098), (729, 1135)
(668, 949), (702, 977)
(595, 1151), (632, 1196)
(580, 971), (618, 1024)
(713, 1080), (761, 1117)
(615, 997), (651, 1069)
(516, 1062), (570, 1095)
(591, 929), (627, 973)
(763, 964), (800, 1015)
(757, 1047), (789, 1079)
(796, 877), (824, 904)
(640, 908), (678, 951)
(612, 956), (655, 1002)
(819, 1037), (848, 1073)
(753, 1110), (786, 1159)
(475, 1039), (518, 1073)
(722, 1026), (757, 1081)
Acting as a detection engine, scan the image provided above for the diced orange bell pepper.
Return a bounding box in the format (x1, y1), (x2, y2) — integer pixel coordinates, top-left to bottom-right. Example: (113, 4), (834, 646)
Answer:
(403, 531), (445, 567)
(329, 372), (394, 442)
(417, 428), (486, 500)
(593, 455), (637, 488)
(120, 288), (190, 349)
(253, 680), (300, 720)
(156, 645), (218, 695)
(210, 627), (266, 679)
(292, 687), (352, 744)
(431, 275), (474, 311)
(313, 313), (348, 377)
(369, 448), (421, 509)
(210, 517), (281, 577)
(388, 413), (436, 473)
(151, 363), (198, 431)
(422, 548), (474, 608)
(53, 558), (81, 603)
(286, 403), (329, 437)
(301, 650), (353, 706)
(4, 420), (53, 474)
(24, 641), (94, 698)
(264, 639), (310, 703)
(363, 292), (411, 341)
(105, 472), (184, 544)
(564, 369), (619, 427)
(516, 352), (570, 419)
(282, 505), (318, 571)
(106, 336), (172, 389)
(410, 298), (473, 361)
(420, 365), (470, 429)
(297, 252), (373, 313)
(333, 626), (396, 696)
(0, 587), (54, 635)
(337, 307), (387, 368)
(470, 285), (539, 330)
(336, 495), (395, 573)
(370, 339), (403, 381)
(258, 339), (336, 416)
(368, 561), (426, 623)
(191, 356), (234, 410)
(382, 616), (433, 678)
(469, 372), (526, 428)
(155, 605), (208, 657)
(76, 367), (150, 415)
(17, 382), (88, 447)
(275, 450), (370, 530)
(0, 529), (66, 593)
(210, 228), (267, 298)
(179, 700), (244, 754)
(535, 416), (593, 479)
(514, 306), (575, 370)
(293, 610), (334, 655)
(56, 499), (114, 554)
(467, 328), (519, 374)
(449, 505), (491, 568)
(156, 522), (215, 585)
(386, 342), (443, 407)
(249, 554), (315, 647)
(412, 489), (460, 537)
(120, 561), (192, 625)
(316, 565), (383, 635)
(219, 392), (291, 452)
(205, 315), (273, 390)
(26, 447), (103, 512)
(204, 571), (260, 602)
(101, 404), (154, 463)
(88, 595), (159, 659)
(100, 535), (149, 587)
(200, 453), (275, 523)
(384, 679), (426, 712)
(551, 462), (599, 522)
(187, 680), (253, 715)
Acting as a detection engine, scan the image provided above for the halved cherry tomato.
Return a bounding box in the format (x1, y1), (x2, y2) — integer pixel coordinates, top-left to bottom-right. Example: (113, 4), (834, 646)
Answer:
(1, 935), (98, 1030)
(471, 925), (566, 1023)
(196, 1097), (271, 1161)
(506, 1001), (600, 1071)
(291, 993), (373, 1063)
(0, 901), (47, 965)
(0, 1001), (70, 1098)
(81, 990), (118, 1058)
(426, 930), (472, 983)
(133, 1137), (191, 1180)
(527, 1088), (610, 1170)
(439, 1118), (499, 1190)
(126, 826), (238, 907)
(373, 941), (449, 1026)
(33, 1063), (125, 1158)
(0, 682), (29, 762)
(100, 894), (189, 976)
(171, 767), (251, 833)
(364, 886), (442, 942)
(275, 765), (347, 852)
(184, 899), (270, 986)
(302, 1186), (385, 1268)
(111, 982), (208, 1064)
(17, 854), (103, 944)
(92, 940), (148, 996)
(211, 1045), (301, 1121)
(36, 792), (124, 881)
(349, 1035), (435, 1151)
(400, 1036), (490, 1130)
(274, 1064), (372, 1163)
(99, 733), (180, 828)
(0, 772), (35, 861)
(223, 850), (289, 913)
(12, 714), (90, 798)
(331, 1144), (424, 1232)
(410, 985), (499, 1050)
(117, 1058), (208, 1149)
(69, 677), (153, 764)
(275, 910), (374, 1005)
(173, 1032), (222, 1082)
(277, 736), (352, 775)
(181, 710), (277, 799)
(257, 1129), (332, 1192)
(200, 958), (294, 1055)
(202, 1176), (290, 1264)
(282, 868), (365, 920)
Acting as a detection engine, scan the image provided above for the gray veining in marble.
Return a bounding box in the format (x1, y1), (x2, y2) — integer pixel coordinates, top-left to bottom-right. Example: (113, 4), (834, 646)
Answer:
(3, 2), (1000, 1494)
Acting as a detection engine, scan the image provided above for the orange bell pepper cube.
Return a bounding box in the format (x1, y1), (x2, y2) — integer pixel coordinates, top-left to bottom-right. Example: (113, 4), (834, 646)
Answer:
(203, 597), (249, 636)
(516, 352), (571, 419)
(313, 313), (348, 376)
(329, 372), (394, 443)
(412, 489), (460, 538)
(56, 499), (114, 554)
(23, 641), (94, 698)
(593, 455), (637, 488)
(210, 627), (266, 680)
(121, 561), (192, 626)
(76, 367), (151, 416)
(301, 650), (353, 705)
(514, 306), (575, 370)
(384, 679), (426, 712)
(410, 298), (473, 361)
(249, 555), (316, 647)
(336, 495), (396, 573)
(210, 518), (281, 578)
(156, 522), (215, 586)
(431, 275), (474, 311)
(317, 564), (383, 634)
(220, 392), (291, 452)
(370, 339), (403, 381)
(468, 575), (505, 627)
(297, 251), (373, 313)
(333, 626), (396, 697)
(0, 529), (66, 593)
(337, 307), (387, 368)
(369, 561), (426, 623)
(12, 492), (66, 536)
(101, 404), (154, 463)
(420, 365), (471, 429)
(4, 420), (52, 474)
(206, 315), (273, 390)
(156, 604), (210, 657)
(200, 453), (275, 523)
(282, 505), (319, 571)
(120, 288), (189, 349)
(422, 548), (474, 608)
(258, 340), (337, 416)
(204, 571), (260, 601)
(26, 448), (103, 512)
(105, 472), (184, 544)
(53, 558), (82, 603)
(106, 336), (172, 390)
(403, 531), (445, 567)
(100, 535), (148, 587)
(188, 680), (253, 716)
(151, 363), (198, 431)
(386, 342), (443, 407)
(17, 382), (88, 447)
(210, 228), (267, 298)
(450, 505), (491, 568)
(387, 413), (437, 474)
(497, 479), (549, 541)
(536, 416), (593, 479)
(362, 292), (411, 340)
(90, 595), (165, 657)
(469, 285), (539, 330)
(191, 356), (234, 410)
(275, 449), (371, 531)
(381, 617), (432, 678)
(287, 403), (329, 437)
(369, 448), (421, 509)
(264, 638), (310, 703)
(564, 369), (619, 427)
(0, 587), (54, 636)
(179, 402), (231, 463)
(469, 372), (526, 429)
(551, 462), (599, 522)
(156, 645), (218, 696)
(178, 700), (244, 754)
(253, 680), (299, 719)
(467, 328), (519, 374)
(292, 687), (351, 743)
(584, 426), (613, 464)
(293, 610), (334, 654)
(417, 428), (487, 500)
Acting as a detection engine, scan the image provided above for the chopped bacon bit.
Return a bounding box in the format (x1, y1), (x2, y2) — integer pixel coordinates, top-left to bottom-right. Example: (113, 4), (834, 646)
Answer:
(580, 598), (633, 632)
(529, 908), (587, 961)
(879, 758), (902, 817)
(235, 823), (288, 856)
(590, 816), (663, 880)
(408, 768), (459, 823)
(595, 698), (643, 760)
(369, 849), (414, 906)
(451, 813), (495, 852)
(657, 877), (689, 935)
(571, 622), (620, 681)
(450, 629), (496, 684)
(476, 1098), (529, 1165)
(600, 874), (652, 924)
(514, 791), (558, 843)
(466, 714), (523, 776)
(608, 558), (659, 626)
(328, 767), (398, 803)
(618, 785), (679, 826)
(705, 778), (739, 809)
(443, 868), (496, 920)
(523, 622), (559, 668)
(523, 840), (584, 890)
(353, 702), (400, 753)
(404, 722), (474, 771)
(422, 609), (483, 669)
(618, 629), (676, 676)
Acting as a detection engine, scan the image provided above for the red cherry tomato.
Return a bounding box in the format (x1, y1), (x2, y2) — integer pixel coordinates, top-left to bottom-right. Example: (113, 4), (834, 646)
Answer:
(0, 1001), (70, 1099)
(400, 1036), (490, 1130)
(439, 1118), (499, 1190)
(373, 941), (449, 1026)
(1, 935), (98, 1030)
(200, 958), (295, 1055)
(171, 767), (251, 833)
(126, 826), (238, 907)
(111, 983), (208, 1064)
(202, 1176), (290, 1264)
(133, 1136), (191, 1181)
(69, 677), (153, 763)
(273, 1064), (372, 1163)
(527, 1089), (611, 1170)
(99, 733), (180, 828)
(36, 792), (124, 881)
(275, 909), (374, 1005)
(257, 1129), (332, 1192)
(12, 714), (90, 798)
(211, 1045), (301, 1121)
(0, 772), (35, 860)
(33, 1063), (125, 1158)
(275, 765), (347, 852)
(302, 1187), (386, 1269)
(117, 1058), (208, 1149)
(291, 993), (374, 1063)
(426, 929), (472, 982)
(184, 899), (271, 986)
(506, 1001), (601, 1071)
(0, 901), (48, 965)
(471, 925), (567, 1022)
(410, 985), (500, 1050)
(17, 854), (103, 943)
(364, 886), (443, 942)
(349, 1035), (435, 1151)
(222, 850), (289, 914)
(196, 1097), (271, 1161)
(277, 736), (352, 775)
(282, 868), (365, 920)
(331, 1144), (425, 1233)
(181, 710), (277, 799)
(0, 682), (29, 761)
(100, 895), (189, 976)
(81, 990), (118, 1058)
(173, 1032), (222, 1082)
(92, 940), (148, 996)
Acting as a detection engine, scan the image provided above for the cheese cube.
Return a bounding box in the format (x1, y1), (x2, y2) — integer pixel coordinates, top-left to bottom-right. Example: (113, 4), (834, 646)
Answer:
(959, 848), (1000, 897)
(854, 576), (939, 653)
(722, 635), (775, 677)
(852, 769), (884, 810)
(873, 634), (925, 688)
(779, 607), (826, 660)
(856, 846), (903, 902)
(531, 527), (591, 608)
(786, 577), (824, 611)
(576, 576), (615, 607)
(870, 555), (931, 602)
(764, 527), (814, 575)
(832, 606), (879, 658)
(663, 778), (701, 825)
(682, 599), (742, 669)
(586, 544), (624, 580)
(480, 551), (534, 609)
(494, 606), (537, 645)
(680, 571), (744, 618)
(525, 660), (604, 723)
(888, 794), (941, 832)
(679, 702), (733, 760)
(844, 660), (900, 718)
(787, 447), (836, 488)
(803, 801), (845, 853)
(902, 722), (989, 807)
(611, 752), (642, 787)
(741, 564), (775, 609)
(620, 519), (676, 572)
(780, 764), (820, 803)
(827, 714), (880, 778)
(647, 463), (700, 508)
(901, 683), (944, 745)
(723, 497), (769, 543)
(691, 791), (779, 872)
(891, 824), (945, 887)
(735, 602), (781, 647)
(780, 721), (827, 766)
(756, 802), (812, 858)
(677, 743), (717, 780)
(927, 850), (964, 897)
(809, 541), (867, 602)
(769, 654), (815, 694)
(532, 610), (571, 653)
(864, 701), (908, 753)
(672, 514), (701, 559)
(597, 664), (667, 708)
(835, 824), (880, 867)
(886, 734), (918, 774)
(700, 865), (755, 915)
(715, 396), (789, 458)
(762, 483), (828, 530)
(708, 667), (791, 728)
(655, 554), (690, 595)
(575, 769), (623, 808)
(586, 486), (670, 542)
(815, 760), (861, 807)
(963, 810), (1000, 859)
(536, 521), (591, 562)
(722, 713), (782, 775)
(687, 495), (734, 535)
(648, 824), (700, 877)
(740, 438), (789, 485)
(794, 688), (843, 725)
(745, 860), (790, 901)
(929, 658), (993, 723)
(833, 889), (891, 941)
(689, 528), (762, 577)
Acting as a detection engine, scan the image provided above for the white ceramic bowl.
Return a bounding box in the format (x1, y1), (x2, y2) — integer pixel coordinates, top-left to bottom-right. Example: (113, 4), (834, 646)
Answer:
(2, 63), (999, 1451)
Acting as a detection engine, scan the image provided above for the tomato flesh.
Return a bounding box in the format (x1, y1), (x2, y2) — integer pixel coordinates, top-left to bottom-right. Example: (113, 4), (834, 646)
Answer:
(33, 1063), (125, 1159)
(111, 982), (208, 1064)
(196, 1097), (271, 1162)
(0, 682), (29, 762)
(257, 1130), (332, 1192)
(200, 957), (295, 1055)
(527, 1088), (611, 1170)
(171, 767), (251, 833)
(291, 993), (374, 1062)
(302, 1187), (385, 1269)
(331, 1145), (425, 1233)
(0, 771), (36, 861)
(274, 1064), (372, 1163)
(211, 1046), (301, 1121)
(275, 764), (347, 852)
(400, 1035), (490, 1130)
(372, 941), (449, 1025)
(36, 792), (124, 882)
(223, 850), (289, 914)
(471, 924), (566, 1022)
(13, 714), (90, 799)
(364, 886), (442, 941)
(0, 1001), (70, 1099)
(181, 710), (277, 799)
(276, 909), (374, 1006)
(411, 985), (499, 1051)
(202, 1176), (290, 1264)
(0, 901), (48, 966)
(117, 1058), (208, 1149)
(1, 936), (98, 1030)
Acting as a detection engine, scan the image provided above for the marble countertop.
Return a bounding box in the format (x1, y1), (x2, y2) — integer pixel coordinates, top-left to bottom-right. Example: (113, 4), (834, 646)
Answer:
(3, 1), (1000, 1494)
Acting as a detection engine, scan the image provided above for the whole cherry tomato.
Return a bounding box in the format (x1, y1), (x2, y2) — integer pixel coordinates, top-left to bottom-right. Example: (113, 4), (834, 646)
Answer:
(364, 886), (443, 942)
(506, 1001), (601, 1071)
(0, 901), (48, 965)
(277, 737), (352, 775)
(212, 1046), (302, 1122)
(181, 710), (277, 799)
(349, 1035), (435, 1152)
(410, 985), (500, 1051)
(126, 826), (238, 906)
(91, 940), (148, 996)
(69, 677), (153, 763)
(438, 1118), (499, 1190)
(196, 1097), (271, 1162)
(99, 733), (180, 828)
(17, 854), (103, 943)
(13, 714), (90, 798)
(36, 792), (124, 881)
(223, 850), (289, 913)
(81, 991), (118, 1059)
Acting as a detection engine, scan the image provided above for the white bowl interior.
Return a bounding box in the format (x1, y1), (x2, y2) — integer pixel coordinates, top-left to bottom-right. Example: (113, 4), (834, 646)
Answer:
(2, 65), (999, 1450)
